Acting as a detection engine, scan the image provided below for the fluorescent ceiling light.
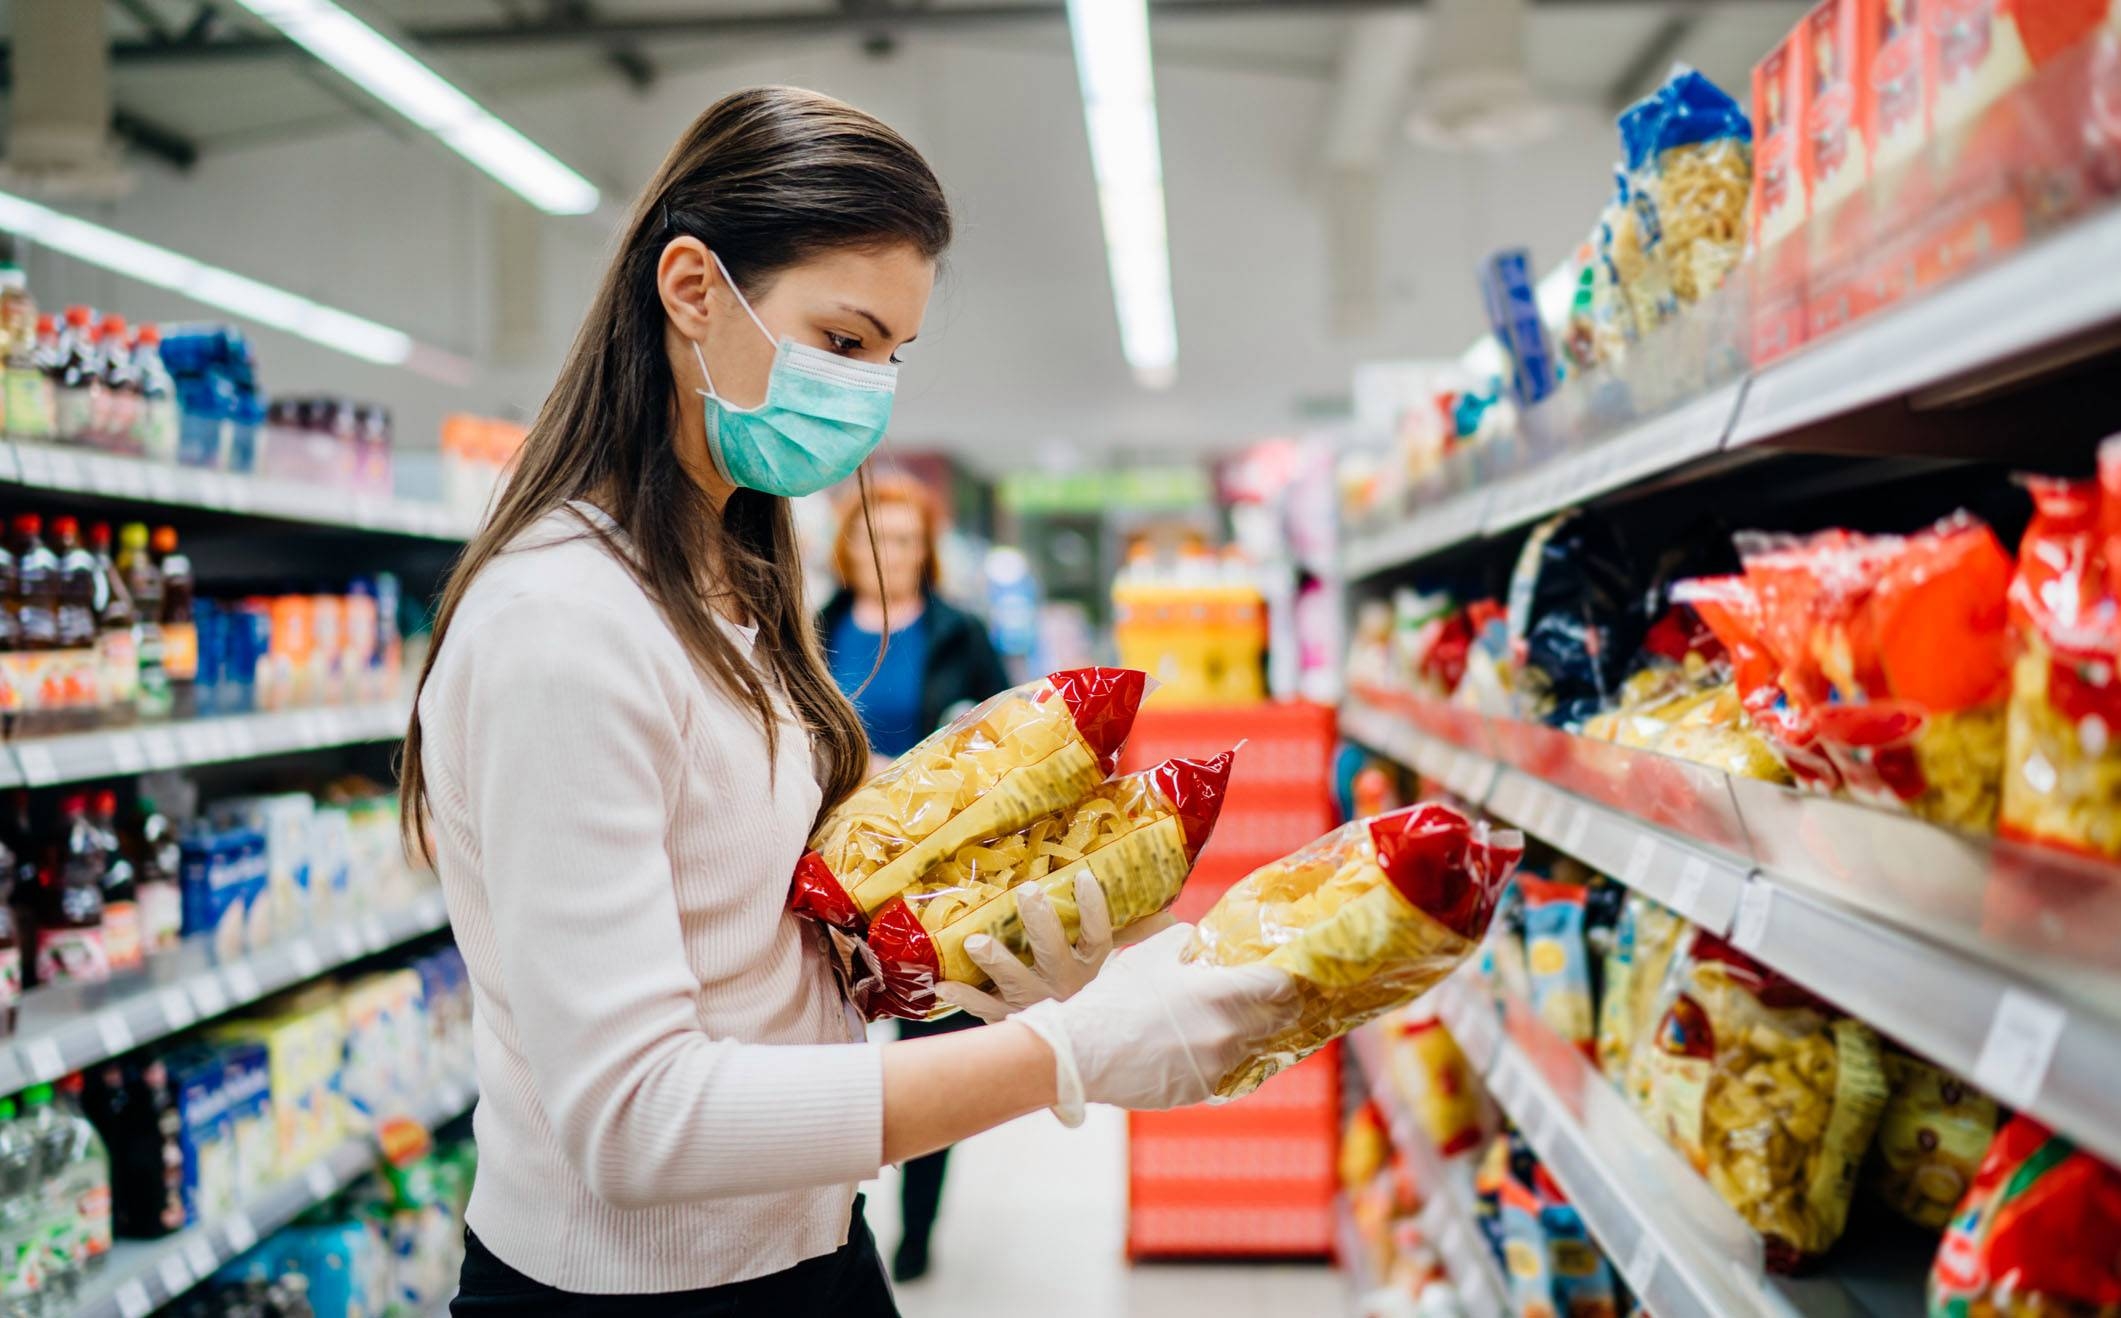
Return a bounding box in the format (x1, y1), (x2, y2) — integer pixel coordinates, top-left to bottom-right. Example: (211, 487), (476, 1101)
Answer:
(0, 190), (414, 365)
(1067, 0), (1177, 389)
(233, 0), (599, 216)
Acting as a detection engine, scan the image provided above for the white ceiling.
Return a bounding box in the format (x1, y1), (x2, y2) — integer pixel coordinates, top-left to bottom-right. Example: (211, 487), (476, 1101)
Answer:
(5, 2), (1809, 467)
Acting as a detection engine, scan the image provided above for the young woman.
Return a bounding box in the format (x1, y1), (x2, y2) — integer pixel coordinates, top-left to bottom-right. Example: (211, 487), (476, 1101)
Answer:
(403, 87), (1297, 1315)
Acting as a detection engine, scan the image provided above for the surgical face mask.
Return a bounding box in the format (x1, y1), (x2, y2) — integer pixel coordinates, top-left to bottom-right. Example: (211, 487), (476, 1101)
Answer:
(692, 253), (897, 497)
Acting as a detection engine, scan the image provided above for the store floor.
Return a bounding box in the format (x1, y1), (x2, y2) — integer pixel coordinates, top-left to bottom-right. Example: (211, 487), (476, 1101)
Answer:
(860, 1105), (1344, 1318)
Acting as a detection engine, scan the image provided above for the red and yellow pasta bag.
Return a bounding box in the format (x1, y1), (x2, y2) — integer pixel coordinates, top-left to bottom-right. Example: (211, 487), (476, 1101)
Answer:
(1184, 802), (1524, 1098)
(789, 668), (1147, 930)
(1928, 1115), (2121, 1317)
(861, 751), (1235, 1020)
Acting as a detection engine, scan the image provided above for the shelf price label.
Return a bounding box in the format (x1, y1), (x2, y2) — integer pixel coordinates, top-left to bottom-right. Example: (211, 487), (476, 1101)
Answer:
(224, 963), (263, 1002)
(189, 976), (230, 1018)
(156, 1251), (194, 1297)
(22, 1038), (63, 1084)
(1625, 1232), (1661, 1294)
(15, 745), (56, 788)
(1561, 806), (1591, 855)
(1974, 989), (2068, 1111)
(110, 734), (147, 774)
(159, 988), (197, 1032)
(115, 1279), (154, 1318)
(1732, 881), (1775, 953)
(95, 1011), (135, 1057)
(289, 939), (323, 979)
(1671, 857), (1710, 922)
(1622, 835), (1658, 886)
(223, 1211), (258, 1254)
(184, 1235), (219, 1280)
(305, 1162), (338, 1200)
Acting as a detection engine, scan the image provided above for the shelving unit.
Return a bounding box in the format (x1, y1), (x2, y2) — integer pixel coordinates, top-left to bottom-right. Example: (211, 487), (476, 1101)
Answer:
(1341, 690), (2121, 1174)
(5, 700), (411, 790)
(75, 1068), (478, 1318)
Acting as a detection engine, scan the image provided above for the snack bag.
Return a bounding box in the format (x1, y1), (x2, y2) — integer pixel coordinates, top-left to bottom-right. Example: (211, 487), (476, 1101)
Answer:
(790, 668), (1147, 929)
(1186, 802), (1524, 1097)
(1637, 933), (1889, 1270)
(1872, 1050), (2000, 1231)
(1929, 1115), (2121, 1317)
(2001, 464), (2121, 859)
(1508, 512), (1644, 729)
(1675, 574), (1841, 791)
(1543, 1192), (1621, 1318)
(1612, 894), (1688, 1097)
(1387, 1015), (1483, 1157)
(1500, 1171), (1562, 1318)
(1521, 876), (1596, 1061)
(862, 751), (1234, 1019)
(1646, 66), (1754, 305)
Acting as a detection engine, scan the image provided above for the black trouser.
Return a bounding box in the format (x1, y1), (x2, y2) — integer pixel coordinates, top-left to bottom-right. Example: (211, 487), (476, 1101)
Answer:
(894, 1010), (983, 1258)
(452, 1195), (897, 1317)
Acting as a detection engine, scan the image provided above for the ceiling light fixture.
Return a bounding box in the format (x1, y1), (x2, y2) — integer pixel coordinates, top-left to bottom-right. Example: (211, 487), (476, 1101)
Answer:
(0, 190), (415, 364)
(233, 0), (600, 216)
(1066, 0), (1178, 390)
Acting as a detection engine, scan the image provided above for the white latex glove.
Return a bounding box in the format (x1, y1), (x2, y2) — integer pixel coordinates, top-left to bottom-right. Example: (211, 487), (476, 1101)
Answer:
(1014, 923), (1298, 1126)
(932, 872), (1116, 1024)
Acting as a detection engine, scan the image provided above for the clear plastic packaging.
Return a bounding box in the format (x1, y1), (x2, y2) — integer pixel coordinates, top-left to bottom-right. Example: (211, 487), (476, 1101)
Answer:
(1871, 1049), (1999, 1232)
(789, 667), (1147, 930)
(1928, 1115), (2121, 1318)
(862, 750), (1234, 1020)
(1184, 802), (1524, 1098)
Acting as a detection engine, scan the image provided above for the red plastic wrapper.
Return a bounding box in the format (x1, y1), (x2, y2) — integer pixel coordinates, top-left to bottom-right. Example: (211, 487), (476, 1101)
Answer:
(1675, 574), (1843, 791)
(861, 751), (1235, 1020)
(1187, 802), (1524, 1097)
(789, 667), (1147, 932)
(1928, 1115), (2121, 1317)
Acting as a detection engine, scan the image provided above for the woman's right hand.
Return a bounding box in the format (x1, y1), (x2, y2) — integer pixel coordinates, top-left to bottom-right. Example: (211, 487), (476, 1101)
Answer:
(1013, 923), (1298, 1126)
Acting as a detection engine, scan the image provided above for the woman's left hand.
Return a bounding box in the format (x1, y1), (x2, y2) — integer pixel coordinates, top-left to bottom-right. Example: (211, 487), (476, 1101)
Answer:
(934, 872), (1154, 1024)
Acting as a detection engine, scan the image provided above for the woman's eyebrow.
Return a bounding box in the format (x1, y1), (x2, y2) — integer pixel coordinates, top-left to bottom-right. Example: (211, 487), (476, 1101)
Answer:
(839, 304), (914, 344)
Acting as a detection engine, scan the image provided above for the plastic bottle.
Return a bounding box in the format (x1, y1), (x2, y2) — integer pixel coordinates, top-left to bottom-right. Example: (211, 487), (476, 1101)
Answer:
(152, 528), (197, 720)
(93, 316), (140, 455)
(50, 1078), (108, 1267)
(0, 836), (17, 1038)
(88, 525), (136, 727)
(0, 531), (17, 733)
(49, 518), (99, 732)
(127, 798), (183, 955)
(20, 1081), (104, 1309)
(130, 326), (178, 465)
(89, 792), (140, 976)
(51, 308), (98, 446)
(0, 272), (43, 444)
(33, 796), (107, 987)
(9, 518), (56, 739)
(0, 1098), (42, 1306)
(116, 525), (169, 722)
(80, 1057), (185, 1239)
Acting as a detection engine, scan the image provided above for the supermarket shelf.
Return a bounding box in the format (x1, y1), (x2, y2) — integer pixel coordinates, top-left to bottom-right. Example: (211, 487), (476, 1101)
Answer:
(1435, 975), (1803, 1318)
(0, 889), (451, 1098)
(1341, 690), (2121, 1170)
(1346, 1024), (1507, 1318)
(7, 700), (409, 790)
(76, 1067), (478, 1318)
(4, 441), (471, 541)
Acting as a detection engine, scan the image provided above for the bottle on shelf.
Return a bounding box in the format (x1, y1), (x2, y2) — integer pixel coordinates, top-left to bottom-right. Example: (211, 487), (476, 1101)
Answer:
(33, 795), (108, 988)
(130, 325), (178, 465)
(51, 307), (98, 446)
(116, 524), (170, 723)
(152, 527), (197, 720)
(127, 797), (183, 955)
(49, 518), (100, 733)
(81, 1056), (185, 1240)
(0, 529), (17, 730)
(19, 1080), (106, 1310)
(0, 1097), (42, 1301)
(90, 792), (140, 976)
(0, 271), (42, 444)
(93, 314), (140, 455)
(9, 517), (58, 738)
(88, 523), (137, 728)
(0, 833), (17, 1036)
(50, 1078), (109, 1267)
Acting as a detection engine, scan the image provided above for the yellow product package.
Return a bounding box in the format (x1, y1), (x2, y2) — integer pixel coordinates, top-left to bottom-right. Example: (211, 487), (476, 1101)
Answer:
(1636, 934), (1888, 1271)
(860, 751), (1235, 1019)
(789, 668), (1147, 930)
(1870, 1050), (1999, 1231)
(1613, 895), (1688, 1097)
(1185, 802), (1524, 1098)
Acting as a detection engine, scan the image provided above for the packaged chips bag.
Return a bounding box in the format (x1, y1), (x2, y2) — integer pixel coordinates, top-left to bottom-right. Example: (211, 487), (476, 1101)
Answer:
(2001, 458), (2121, 860)
(861, 751), (1234, 1019)
(1520, 875), (1597, 1061)
(1872, 1050), (2000, 1231)
(790, 668), (1148, 930)
(1185, 802), (1524, 1098)
(1928, 1115), (2121, 1318)
(1636, 933), (1888, 1270)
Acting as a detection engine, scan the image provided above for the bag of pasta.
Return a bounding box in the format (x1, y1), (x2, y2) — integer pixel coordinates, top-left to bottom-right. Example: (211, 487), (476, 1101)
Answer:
(1636, 933), (1888, 1271)
(2001, 459), (2121, 859)
(1184, 802), (1524, 1098)
(862, 751), (1235, 1020)
(1600, 891), (1686, 1090)
(1641, 66), (1752, 306)
(790, 668), (1148, 930)
(1872, 1050), (1999, 1231)
(1928, 1115), (2121, 1318)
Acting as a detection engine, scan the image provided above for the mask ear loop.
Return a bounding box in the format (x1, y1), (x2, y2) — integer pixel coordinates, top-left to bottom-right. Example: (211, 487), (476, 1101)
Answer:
(692, 250), (779, 415)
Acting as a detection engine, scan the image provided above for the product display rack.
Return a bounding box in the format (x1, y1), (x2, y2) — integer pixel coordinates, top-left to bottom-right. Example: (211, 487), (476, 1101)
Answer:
(2, 700), (411, 792)
(73, 1067), (478, 1318)
(0, 889), (449, 1098)
(4, 441), (472, 541)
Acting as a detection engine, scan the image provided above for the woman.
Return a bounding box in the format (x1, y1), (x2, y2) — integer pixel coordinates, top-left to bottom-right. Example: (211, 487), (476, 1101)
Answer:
(818, 478), (1007, 1283)
(403, 87), (1296, 1316)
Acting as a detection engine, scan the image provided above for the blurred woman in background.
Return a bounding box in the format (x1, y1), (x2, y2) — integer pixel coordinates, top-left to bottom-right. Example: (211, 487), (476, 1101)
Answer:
(818, 475), (1009, 1281)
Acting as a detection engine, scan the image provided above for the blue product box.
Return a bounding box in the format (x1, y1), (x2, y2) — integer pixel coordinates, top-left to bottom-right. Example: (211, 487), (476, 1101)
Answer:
(165, 1047), (235, 1224)
(1479, 247), (1559, 407)
(219, 1040), (275, 1195)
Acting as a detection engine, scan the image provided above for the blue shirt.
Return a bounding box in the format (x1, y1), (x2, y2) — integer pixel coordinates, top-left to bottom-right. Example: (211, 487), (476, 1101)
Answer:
(827, 611), (929, 757)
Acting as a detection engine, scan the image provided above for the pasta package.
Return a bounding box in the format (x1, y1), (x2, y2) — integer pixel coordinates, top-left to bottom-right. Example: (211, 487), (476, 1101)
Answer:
(861, 751), (1235, 1020)
(1386, 1015), (1483, 1158)
(1872, 1050), (2000, 1231)
(1521, 876), (1596, 1061)
(1645, 67), (1754, 306)
(1637, 934), (1888, 1270)
(1185, 802), (1525, 1098)
(1928, 1115), (2121, 1318)
(2001, 461), (2121, 859)
(790, 668), (1148, 930)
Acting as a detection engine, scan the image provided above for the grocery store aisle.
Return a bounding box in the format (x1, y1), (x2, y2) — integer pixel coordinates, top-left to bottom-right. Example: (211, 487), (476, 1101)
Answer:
(861, 1106), (1345, 1318)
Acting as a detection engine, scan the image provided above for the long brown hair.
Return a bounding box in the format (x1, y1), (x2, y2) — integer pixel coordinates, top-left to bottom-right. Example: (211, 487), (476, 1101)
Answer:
(401, 86), (952, 861)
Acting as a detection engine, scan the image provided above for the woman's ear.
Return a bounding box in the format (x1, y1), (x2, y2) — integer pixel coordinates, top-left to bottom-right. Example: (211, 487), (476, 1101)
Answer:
(657, 236), (716, 341)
